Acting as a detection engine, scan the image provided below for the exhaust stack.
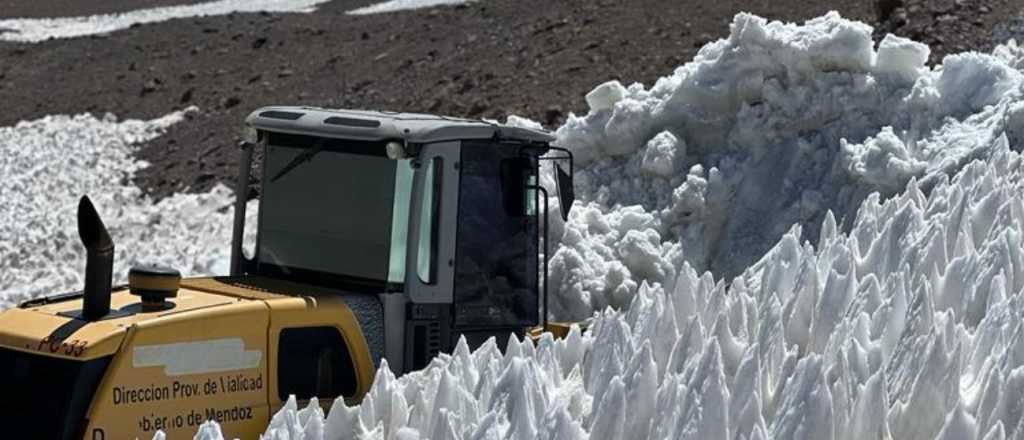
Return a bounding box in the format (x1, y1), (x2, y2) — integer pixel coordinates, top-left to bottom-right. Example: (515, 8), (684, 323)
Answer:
(78, 196), (114, 321)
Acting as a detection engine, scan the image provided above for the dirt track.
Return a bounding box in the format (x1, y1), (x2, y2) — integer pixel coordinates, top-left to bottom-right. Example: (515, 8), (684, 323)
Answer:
(0, 0), (1019, 199)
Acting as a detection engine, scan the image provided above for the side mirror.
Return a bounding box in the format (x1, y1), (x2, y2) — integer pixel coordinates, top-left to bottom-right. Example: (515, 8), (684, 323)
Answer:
(554, 164), (574, 221)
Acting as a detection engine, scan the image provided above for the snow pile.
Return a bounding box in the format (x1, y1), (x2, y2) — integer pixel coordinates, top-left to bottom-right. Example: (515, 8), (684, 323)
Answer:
(177, 11), (1024, 440)
(0, 110), (253, 307)
(347, 0), (476, 15)
(204, 142), (1024, 440)
(548, 12), (1024, 320)
(0, 0), (334, 43)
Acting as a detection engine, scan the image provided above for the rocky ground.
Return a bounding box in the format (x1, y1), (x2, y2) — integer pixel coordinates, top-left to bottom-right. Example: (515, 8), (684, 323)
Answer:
(875, 0), (1020, 61)
(0, 0), (1020, 199)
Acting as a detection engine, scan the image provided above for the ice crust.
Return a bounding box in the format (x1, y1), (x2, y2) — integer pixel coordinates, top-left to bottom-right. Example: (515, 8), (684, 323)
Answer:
(0, 0), (334, 43)
(0, 109), (255, 307)
(182, 12), (1024, 440)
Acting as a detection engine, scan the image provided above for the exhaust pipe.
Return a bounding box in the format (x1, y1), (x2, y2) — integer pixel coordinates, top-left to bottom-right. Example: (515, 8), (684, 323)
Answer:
(77, 196), (113, 321)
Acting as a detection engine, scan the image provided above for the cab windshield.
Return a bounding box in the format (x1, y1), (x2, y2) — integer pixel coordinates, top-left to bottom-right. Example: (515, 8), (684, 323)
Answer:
(255, 133), (413, 289)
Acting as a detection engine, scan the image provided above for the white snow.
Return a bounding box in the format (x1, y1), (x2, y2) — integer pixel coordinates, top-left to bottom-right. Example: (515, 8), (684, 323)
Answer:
(0, 0), (334, 43)
(179, 11), (1024, 440)
(584, 81), (629, 113)
(0, 109), (255, 308)
(347, 0), (475, 15)
(549, 11), (1024, 320)
(209, 145), (1024, 440)
(874, 34), (931, 81)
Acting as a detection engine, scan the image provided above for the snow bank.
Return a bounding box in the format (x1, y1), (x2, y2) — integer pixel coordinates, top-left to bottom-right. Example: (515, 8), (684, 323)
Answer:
(347, 0), (476, 15)
(549, 12), (1024, 319)
(183, 11), (1024, 440)
(0, 0), (333, 43)
(0, 110), (254, 308)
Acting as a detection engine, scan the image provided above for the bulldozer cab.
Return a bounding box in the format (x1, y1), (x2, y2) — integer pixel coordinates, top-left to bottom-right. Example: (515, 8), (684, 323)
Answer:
(237, 107), (574, 373)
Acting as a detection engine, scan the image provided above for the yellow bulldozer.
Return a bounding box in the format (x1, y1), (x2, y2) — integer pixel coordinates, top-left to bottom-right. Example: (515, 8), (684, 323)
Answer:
(0, 107), (576, 439)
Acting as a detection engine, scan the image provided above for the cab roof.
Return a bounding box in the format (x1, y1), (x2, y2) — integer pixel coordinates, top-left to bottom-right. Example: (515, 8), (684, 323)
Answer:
(246, 106), (556, 145)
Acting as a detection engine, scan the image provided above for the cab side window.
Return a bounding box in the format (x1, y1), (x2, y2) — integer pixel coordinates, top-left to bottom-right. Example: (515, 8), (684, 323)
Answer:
(277, 327), (357, 401)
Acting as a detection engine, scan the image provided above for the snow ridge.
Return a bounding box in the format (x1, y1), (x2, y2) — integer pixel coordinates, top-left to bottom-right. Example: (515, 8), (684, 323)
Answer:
(0, 0), (333, 43)
(187, 12), (1024, 440)
(347, 0), (476, 15)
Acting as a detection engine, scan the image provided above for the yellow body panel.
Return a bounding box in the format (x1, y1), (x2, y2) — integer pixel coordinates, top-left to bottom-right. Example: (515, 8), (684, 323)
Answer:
(0, 285), (237, 361)
(84, 300), (271, 439)
(0, 277), (377, 440)
(527, 321), (585, 342)
(0, 307), (125, 360)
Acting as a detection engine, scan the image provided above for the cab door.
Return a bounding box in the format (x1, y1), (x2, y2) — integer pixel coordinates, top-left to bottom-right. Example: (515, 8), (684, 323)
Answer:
(266, 295), (375, 413)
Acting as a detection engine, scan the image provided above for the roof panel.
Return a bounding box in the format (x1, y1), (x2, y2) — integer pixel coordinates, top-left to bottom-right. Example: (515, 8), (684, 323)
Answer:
(246, 106), (555, 144)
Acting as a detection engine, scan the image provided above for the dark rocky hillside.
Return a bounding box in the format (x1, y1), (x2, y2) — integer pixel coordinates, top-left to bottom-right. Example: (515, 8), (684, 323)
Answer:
(0, 0), (1018, 198)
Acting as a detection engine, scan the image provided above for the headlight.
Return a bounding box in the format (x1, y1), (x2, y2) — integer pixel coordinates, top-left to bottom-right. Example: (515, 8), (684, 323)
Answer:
(386, 141), (409, 160)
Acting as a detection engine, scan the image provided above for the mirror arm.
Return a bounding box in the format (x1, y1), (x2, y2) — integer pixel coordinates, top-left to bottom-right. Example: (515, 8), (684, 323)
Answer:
(526, 184), (549, 331)
(543, 146), (574, 179)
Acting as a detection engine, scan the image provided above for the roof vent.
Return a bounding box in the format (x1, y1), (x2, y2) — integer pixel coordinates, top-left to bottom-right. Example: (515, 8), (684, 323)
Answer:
(129, 265), (181, 312)
(323, 116), (381, 128)
(259, 110), (304, 120)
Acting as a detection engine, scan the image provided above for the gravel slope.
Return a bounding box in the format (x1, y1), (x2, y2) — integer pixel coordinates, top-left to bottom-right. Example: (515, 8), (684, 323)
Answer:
(0, 0), (1017, 199)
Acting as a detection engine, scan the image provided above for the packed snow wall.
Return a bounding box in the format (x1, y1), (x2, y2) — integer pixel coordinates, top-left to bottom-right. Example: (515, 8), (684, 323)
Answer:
(547, 11), (1024, 320)
(192, 11), (1024, 440)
